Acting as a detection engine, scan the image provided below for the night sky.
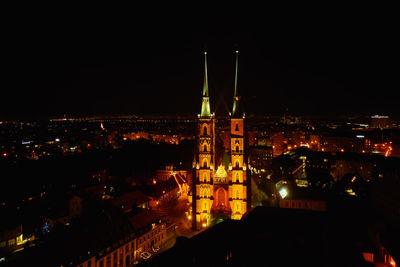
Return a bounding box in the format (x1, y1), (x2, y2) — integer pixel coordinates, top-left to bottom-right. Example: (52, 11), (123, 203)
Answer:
(2, 7), (398, 120)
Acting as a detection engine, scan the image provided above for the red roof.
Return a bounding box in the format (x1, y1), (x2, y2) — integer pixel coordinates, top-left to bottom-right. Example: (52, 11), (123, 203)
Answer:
(128, 209), (160, 231)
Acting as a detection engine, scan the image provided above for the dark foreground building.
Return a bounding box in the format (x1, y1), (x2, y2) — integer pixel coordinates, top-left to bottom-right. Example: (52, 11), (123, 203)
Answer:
(139, 206), (377, 267)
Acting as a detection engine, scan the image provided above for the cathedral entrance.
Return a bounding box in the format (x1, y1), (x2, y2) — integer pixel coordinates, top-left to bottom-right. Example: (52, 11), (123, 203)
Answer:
(216, 188), (227, 208)
(212, 186), (230, 218)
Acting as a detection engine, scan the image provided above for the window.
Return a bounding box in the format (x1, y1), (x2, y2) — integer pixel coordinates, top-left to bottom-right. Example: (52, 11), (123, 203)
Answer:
(203, 126), (207, 135)
(236, 190), (240, 199)
(235, 161), (239, 168)
(235, 146), (239, 153)
(8, 239), (15, 246)
(236, 173), (239, 182)
(235, 124), (239, 131)
(203, 173), (207, 182)
(203, 159), (208, 168)
(204, 202), (208, 210)
(204, 144), (207, 152)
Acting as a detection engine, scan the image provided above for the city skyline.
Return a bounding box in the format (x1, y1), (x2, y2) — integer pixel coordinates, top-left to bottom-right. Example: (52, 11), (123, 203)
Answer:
(2, 7), (400, 267)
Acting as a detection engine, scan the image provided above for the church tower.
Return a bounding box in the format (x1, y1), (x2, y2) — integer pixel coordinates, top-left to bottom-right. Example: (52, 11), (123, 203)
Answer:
(229, 50), (248, 220)
(193, 51), (215, 230)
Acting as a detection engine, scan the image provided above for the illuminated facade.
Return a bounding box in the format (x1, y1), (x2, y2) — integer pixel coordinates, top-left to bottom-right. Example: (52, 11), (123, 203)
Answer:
(193, 51), (249, 230)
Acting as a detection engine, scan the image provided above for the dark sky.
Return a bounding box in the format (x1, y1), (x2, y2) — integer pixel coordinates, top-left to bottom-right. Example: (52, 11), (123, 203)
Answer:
(2, 7), (399, 120)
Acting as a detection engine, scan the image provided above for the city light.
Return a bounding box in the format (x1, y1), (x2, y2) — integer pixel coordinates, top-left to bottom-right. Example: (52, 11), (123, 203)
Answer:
(279, 188), (288, 199)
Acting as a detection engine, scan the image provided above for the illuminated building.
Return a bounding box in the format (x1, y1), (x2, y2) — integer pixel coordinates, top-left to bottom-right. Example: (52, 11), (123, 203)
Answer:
(248, 145), (273, 176)
(0, 224), (24, 254)
(129, 209), (166, 260)
(193, 51), (249, 230)
(320, 135), (367, 153)
(309, 134), (321, 151)
(271, 131), (284, 156)
(370, 115), (392, 129)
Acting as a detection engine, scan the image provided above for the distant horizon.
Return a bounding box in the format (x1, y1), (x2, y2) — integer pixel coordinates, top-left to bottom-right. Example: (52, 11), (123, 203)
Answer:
(1, 112), (399, 122)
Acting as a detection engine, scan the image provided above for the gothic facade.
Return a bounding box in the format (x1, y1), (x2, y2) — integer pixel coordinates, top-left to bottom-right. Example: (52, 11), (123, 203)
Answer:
(193, 51), (249, 230)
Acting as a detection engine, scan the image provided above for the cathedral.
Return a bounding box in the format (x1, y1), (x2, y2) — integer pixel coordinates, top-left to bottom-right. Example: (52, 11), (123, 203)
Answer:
(192, 51), (250, 230)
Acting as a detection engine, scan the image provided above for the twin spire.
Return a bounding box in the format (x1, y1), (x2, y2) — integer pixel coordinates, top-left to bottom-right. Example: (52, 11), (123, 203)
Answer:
(200, 52), (211, 117)
(200, 50), (242, 118)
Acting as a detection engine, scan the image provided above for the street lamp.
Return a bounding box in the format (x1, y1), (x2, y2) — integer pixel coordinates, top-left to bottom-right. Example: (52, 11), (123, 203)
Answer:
(279, 188), (288, 199)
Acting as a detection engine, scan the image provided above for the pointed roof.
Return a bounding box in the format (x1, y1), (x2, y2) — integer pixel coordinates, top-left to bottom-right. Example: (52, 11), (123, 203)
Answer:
(231, 50), (243, 118)
(200, 51), (211, 118)
(214, 164), (228, 178)
(203, 51), (209, 97)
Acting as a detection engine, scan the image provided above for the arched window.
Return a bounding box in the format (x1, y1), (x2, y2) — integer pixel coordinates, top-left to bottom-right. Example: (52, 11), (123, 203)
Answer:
(236, 173), (240, 182)
(203, 159), (208, 168)
(204, 144), (207, 152)
(235, 124), (239, 132)
(203, 126), (207, 135)
(236, 190), (240, 199)
(235, 160), (240, 168)
(204, 202), (208, 210)
(203, 173), (207, 182)
(235, 145), (239, 153)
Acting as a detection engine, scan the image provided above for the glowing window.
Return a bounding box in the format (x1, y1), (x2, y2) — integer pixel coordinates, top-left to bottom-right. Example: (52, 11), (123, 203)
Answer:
(203, 173), (207, 182)
(8, 239), (15, 246)
(236, 173), (239, 182)
(235, 161), (240, 168)
(235, 124), (239, 131)
(203, 159), (208, 168)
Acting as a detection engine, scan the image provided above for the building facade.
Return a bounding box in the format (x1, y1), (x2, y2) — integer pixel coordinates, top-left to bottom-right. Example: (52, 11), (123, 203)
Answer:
(193, 51), (249, 230)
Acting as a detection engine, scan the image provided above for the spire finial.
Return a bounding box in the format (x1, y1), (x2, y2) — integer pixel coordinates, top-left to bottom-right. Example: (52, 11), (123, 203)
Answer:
(200, 51), (211, 117)
(203, 51), (209, 97)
